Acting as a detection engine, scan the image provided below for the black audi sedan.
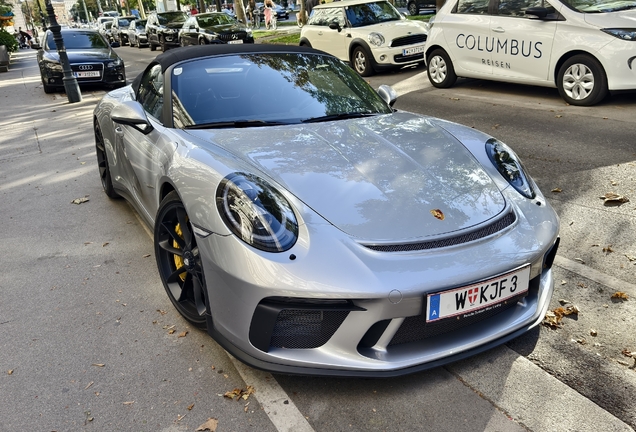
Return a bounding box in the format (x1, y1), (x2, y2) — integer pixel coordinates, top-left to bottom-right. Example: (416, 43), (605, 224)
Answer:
(178, 12), (254, 46)
(37, 29), (126, 94)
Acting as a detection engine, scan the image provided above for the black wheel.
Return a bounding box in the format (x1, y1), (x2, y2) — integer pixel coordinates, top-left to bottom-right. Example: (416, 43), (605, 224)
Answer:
(155, 192), (208, 328)
(408, 1), (418, 15)
(299, 40), (312, 48)
(427, 48), (457, 88)
(179, 37), (186, 47)
(150, 41), (157, 51)
(352, 45), (374, 77)
(160, 35), (168, 51)
(199, 38), (206, 45)
(557, 54), (608, 106)
(94, 123), (119, 199)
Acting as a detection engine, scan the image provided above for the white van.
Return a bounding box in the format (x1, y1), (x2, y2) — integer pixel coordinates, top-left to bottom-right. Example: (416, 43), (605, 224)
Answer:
(423, 0), (636, 105)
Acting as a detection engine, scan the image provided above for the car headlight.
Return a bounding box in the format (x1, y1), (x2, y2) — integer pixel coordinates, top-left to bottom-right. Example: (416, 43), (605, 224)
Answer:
(368, 32), (385, 47)
(485, 138), (535, 199)
(216, 173), (298, 252)
(601, 28), (636, 41)
(107, 58), (123, 68)
(43, 61), (63, 72)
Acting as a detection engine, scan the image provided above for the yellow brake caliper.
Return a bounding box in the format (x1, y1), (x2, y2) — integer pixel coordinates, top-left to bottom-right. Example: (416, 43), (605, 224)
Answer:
(173, 222), (187, 282)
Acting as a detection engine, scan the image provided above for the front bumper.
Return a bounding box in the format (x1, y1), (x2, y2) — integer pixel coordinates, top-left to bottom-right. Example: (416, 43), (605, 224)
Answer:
(41, 62), (126, 88)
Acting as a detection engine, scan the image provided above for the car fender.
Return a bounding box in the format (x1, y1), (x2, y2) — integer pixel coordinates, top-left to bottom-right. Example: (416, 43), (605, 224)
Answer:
(348, 39), (377, 66)
(298, 37), (312, 47)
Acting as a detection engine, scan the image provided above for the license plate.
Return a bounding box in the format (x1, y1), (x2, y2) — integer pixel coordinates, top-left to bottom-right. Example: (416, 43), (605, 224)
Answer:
(402, 45), (425, 56)
(228, 39), (243, 44)
(73, 71), (101, 78)
(425, 265), (530, 323)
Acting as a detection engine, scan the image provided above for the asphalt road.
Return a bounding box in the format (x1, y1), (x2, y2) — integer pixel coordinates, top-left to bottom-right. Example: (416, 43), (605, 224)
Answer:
(1, 45), (634, 432)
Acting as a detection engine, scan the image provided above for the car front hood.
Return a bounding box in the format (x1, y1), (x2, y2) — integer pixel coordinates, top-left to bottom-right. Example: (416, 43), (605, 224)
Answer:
(204, 23), (246, 32)
(186, 112), (506, 242)
(354, 19), (427, 38)
(45, 49), (116, 63)
(583, 8), (636, 27)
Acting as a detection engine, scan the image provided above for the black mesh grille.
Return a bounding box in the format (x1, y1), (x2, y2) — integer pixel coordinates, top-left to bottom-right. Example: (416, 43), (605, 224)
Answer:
(363, 211), (516, 253)
(388, 275), (540, 346)
(390, 34), (427, 48)
(270, 310), (350, 349)
(219, 32), (248, 42)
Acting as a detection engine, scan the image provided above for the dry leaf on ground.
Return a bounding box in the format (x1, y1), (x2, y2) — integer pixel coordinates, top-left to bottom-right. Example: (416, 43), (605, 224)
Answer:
(187, 403), (194, 410)
(602, 245), (614, 254)
(178, 331), (188, 338)
(71, 197), (89, 205)
(625, 254), (636, 262)
(224, 385), (255, 401)
(91, 363), (105, 367)
(611, 292), (629, 300)
(196, 418), (219, 432)
(551, 188), (562, 193)
(122, 401), (134, 405)
(7, 369), (13, 375)
(599, 192), (629, 205)
(621, 349), (635, 357)
(542, 305), (579, 328)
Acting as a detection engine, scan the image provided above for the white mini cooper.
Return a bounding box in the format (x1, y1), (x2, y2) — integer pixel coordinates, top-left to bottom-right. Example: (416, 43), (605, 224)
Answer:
(299, 0), (428, 76)
(424, 0), (636, 105)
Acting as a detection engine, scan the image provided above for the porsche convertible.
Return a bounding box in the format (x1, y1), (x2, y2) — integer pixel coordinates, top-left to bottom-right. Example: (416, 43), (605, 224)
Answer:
(93, 44), (560, 376)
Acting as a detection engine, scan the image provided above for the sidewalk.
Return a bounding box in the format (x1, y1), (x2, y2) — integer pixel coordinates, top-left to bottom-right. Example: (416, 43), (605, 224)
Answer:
(1, 49), (633, 432)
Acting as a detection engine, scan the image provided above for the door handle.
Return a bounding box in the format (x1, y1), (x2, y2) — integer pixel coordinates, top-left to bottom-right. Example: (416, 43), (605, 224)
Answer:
(492, 27), (505, 33)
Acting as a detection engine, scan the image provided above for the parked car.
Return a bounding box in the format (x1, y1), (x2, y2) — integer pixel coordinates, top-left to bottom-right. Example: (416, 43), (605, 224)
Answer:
(406, 0), (435, 16)
(127, 19), (148, 48)
(299, 0), (428, 76)
(424, 0), (636, 106)
(92, 43), (559, 376)
(98, 21), (114, 43)
(146, 10), (189, 51)
(37, 29), (125, 93)
(179, 13), (254, 46)
(257, 2), (290, 20)
(111, 15), (136, 46)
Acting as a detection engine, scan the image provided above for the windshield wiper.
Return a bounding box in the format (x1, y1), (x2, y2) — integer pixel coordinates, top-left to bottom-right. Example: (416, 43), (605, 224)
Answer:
(301, 112), (378, 123)
(184, 120), (294, 129)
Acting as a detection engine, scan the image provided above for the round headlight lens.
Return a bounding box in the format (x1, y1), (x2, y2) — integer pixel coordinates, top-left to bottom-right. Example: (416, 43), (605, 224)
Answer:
(368, 32), (385, 47)
(486, 138), (535, 199)
(216, 173), (298, 252)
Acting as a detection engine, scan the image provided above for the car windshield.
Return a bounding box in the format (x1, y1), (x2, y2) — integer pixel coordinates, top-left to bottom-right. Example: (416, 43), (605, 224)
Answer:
(345, 1), (403, 27)
(171, 53), (393, 128)
(136, 19), (147, 29)
(49, 32), (109, 49)
(158, 12), (188, 24)
(560, 0), (636, 12)
(197, 13), (235, 27)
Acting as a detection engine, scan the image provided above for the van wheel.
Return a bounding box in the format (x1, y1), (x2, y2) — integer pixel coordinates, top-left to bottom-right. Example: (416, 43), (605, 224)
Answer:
(427, 49), (457, 88)
(557, 54), (607, 106)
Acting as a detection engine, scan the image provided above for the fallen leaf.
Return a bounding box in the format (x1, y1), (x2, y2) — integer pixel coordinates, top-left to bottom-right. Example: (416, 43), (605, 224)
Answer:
(621, 349), (635, 357)
(168, 329), (176, 334)
(430, 209), (444, 220)
(224, 386), (255, 401)
(551, 188), (562, 193)
(576, 338), (586, 345)
(611, 180), (618, 186)
(555, 115), (562, 118)
(71, 197), (89, 205)
(123, 401), (135, 405)
(599, 192), (629, 205)
(542, 305), (579, 328)
(178, 331), (188, 338)
(80, 161), (86, 165)
(560, 280), (567, 285)
(91, 363), (105, 367)
(602, 245), (614, 254)
(611, 292), (629, 300)
(85, 381), (94, 390)
(492, 124), (500, 129)
(84, 242), (93, 245)
(157, 309), (167, 315)
(102, 242), (109, 247)
(196, 418), (218, 432)
(7, 369), (13, 375)
(625, 254), (636, 262)
(143, 254), (151, 258)
(187, 403), (195, 410)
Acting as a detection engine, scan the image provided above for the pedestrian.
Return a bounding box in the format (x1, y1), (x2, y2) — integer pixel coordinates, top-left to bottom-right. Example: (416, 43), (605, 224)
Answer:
(191, 6), (198, 15)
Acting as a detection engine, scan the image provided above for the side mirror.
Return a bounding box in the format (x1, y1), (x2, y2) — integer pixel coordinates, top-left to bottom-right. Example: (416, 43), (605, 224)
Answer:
(328, 21), (341, 31)
(110, 100), (154, 135)
(377, 84), (398, 108)
(525, 7), (549, 18)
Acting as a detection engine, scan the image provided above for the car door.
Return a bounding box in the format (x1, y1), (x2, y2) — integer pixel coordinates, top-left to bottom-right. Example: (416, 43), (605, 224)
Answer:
(305, 7), (349, 62)
(441, 0), (493, 76)
(117, 64), (175, 220)
(488, 0), (558, 82)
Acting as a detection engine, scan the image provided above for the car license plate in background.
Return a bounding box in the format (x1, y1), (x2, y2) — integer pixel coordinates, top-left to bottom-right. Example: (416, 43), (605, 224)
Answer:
(73, 71), (101, 78)
(403, 45), (425, 56)
(426, 265), (531, 323)
(228, 40), (243, 44)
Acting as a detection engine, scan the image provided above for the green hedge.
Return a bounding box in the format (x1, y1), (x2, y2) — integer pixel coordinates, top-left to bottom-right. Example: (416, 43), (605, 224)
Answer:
(0, 28), (18, 52)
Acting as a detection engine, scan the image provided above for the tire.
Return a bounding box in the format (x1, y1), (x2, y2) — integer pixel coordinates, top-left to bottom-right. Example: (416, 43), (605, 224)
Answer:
(94, 123), (119, 199)
(160, 35), (167, 51)
(299, 40), (312, 48)
(352, 45), (374, 77)
(557, 54), (608, 106)
(179, 37), (186, 47)
(199, 38), (206, 45)
(155, 191), (208, 328)
(408, 1), (418, 15)
(427, 48), (457, 88)
(150, 41), (157, 51)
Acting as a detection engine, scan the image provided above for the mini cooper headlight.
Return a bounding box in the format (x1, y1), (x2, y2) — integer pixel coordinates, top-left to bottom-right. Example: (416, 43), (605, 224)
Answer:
(216, 173), (298, 252)
(368, 32), (385, 47)
(601, 28), (636, 41)
(486, 138), (535, 199)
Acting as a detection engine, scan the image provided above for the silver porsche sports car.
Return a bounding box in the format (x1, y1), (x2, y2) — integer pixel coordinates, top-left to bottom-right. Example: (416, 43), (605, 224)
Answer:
(93, 44), (560, 376)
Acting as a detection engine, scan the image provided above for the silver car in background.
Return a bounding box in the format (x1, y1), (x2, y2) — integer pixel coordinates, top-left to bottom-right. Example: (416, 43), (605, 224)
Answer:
(93, 44), (559, 376)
